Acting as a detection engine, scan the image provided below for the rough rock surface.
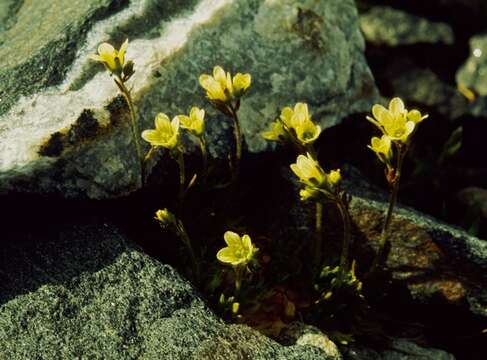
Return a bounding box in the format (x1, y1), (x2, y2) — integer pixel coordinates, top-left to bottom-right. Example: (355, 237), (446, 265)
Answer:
(0, 220), (331, 359)
(0, 0), (377, 199)
(390, 67), (469, 121)
(280, 322), (343, 360)
(345, 339), (455, 360)
(343, 168), (487, 318)
(457, 34), (487, 96)
(359, 6), (454, 46)
(456, 186), (487, 235)
(283, 165), (486, 318)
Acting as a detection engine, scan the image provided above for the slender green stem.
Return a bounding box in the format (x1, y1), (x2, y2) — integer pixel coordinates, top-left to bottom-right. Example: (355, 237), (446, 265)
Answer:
(116, 78), (144, 185)
(370, 145), (407, 273)
(176, 219), (199, 284)
(234, 266), (243, 295)
(314, 201), (323, 272)
(336, 196), (352, 276)
(176, 149), (186, 213)
(198, 136), (208, 185)
(230, 105), (242, 182)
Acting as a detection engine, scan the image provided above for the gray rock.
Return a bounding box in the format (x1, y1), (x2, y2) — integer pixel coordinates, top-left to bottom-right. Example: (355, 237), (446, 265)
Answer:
(456, 186), (487, 235)
(467, 95), (487, 116)
(382, 339), (455, 360)
(457, 34), (487, 96)
(345, 339), (455, 360)
(283, 165), (487, 318)
(390, 67), (469, 120)
(0, 0), (377, 199)
(344, 167), (487, 318)
(457, 187), (487, 220)
(0, 0), (22, 32)
(280, 322), (343, 360)
(0, 220), (331, 359)
(360, 6), (454, 46)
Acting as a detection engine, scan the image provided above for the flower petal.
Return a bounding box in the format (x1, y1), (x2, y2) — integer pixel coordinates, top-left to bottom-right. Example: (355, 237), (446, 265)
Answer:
(372, 104), (387, 123)
(389, 97), (405, 115)
(224, 231), (241, 248)
(405, 121), (415, 136)
(155, 113), (171, 130)
(294, 103), (309, 122)
(176, 115), (191, 129)
(216, 248), (239, 265)
(280, 107), (294, 127)
(118, 38), (129, 65)
(370, 136), (381, 149)
(89, 54), (103, 62)
(242, 235), (252, 251)
(290, 163), (302, 179)
(171, 116), (180, 130)
(141, 130), (163, 145)
(199, 74), (211, 90)
(365, 115), (382, 130)
(407, 109), (426, 124)
(233, 73), (251, 93)
(213, 66), (227, 88)
(98, 43), (115, 55)
(190, 107), (205, 121)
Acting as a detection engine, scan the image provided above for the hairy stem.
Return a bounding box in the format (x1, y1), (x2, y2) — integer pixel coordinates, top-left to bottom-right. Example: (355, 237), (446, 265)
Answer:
(230, 106), (242, 182)
(234, 266), (243, 295)
(116, 78), (144, 185)
(199, 136), (208, 185)
(337, 196), (352, 276)
(314, 201), (323, 272)
(176, 219), (199, 284)
(370, 145), (406, 273)
(176, 149), (186, 214)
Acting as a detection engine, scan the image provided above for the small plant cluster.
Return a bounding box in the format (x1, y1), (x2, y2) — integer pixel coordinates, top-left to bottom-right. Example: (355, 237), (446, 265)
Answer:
(91, 40), (427, 341)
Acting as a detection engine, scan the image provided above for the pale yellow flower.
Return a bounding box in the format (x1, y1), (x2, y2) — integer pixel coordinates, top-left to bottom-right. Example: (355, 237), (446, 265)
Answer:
(177, 107), (205, 137)
(142, 113), (180, 149)
(299, 187), (320, 201)
(154, 208), (176, 227)
(328, 169), (341, 186)
(290, 153), (326, 188)
(366, 97), (427, 143)
(232, 73), (251, 97)
(90, 39), (128, 75)
(291, 154), (341, 199)
(199, 66), (228, 102)
(216, 231), (258, 267)
(368, 135), (393, 165)
(199, 66), (251, 103)
(278, 103), (321, 145)
(261, 120), (287, 142)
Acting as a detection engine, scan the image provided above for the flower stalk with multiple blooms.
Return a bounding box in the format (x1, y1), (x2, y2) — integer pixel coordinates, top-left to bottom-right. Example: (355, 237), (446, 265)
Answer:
(91, 41), (433, 326)
(262, 103), (325, 270)
(199, 66), (251, 183)
(144, 108), (210, 284)
(262, 102), (321, 156)
(263, 103), (352, 277)
(90, 40), (144, 184)
(366, 97), (428, 272)
(290, 153), (352, 277)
